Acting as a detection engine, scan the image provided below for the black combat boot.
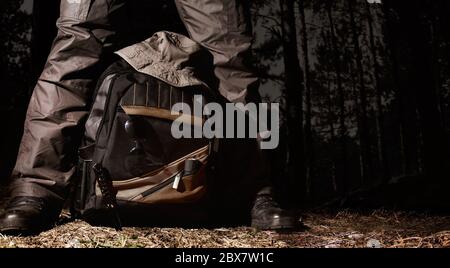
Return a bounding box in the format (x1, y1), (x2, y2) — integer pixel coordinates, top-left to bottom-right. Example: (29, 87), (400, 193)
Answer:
(251, 187), (300, 230)
(0, 196), (60, 236)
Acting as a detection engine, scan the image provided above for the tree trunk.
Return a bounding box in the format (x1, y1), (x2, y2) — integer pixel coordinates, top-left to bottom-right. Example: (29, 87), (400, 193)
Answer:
(327, 74), (338, 193)
(326, 0), (348, 196)
(429, 7), (447, 140)
(349, 59), (364, 185)
(321, 29), (339, 193)
(396, 0), (447, 186)
(381, 1), (414, 176)
(366, 1), (391, 183)
(279, 0), (306, 203)
(348, 0), (372, 184)
(298, 0), (314, 199)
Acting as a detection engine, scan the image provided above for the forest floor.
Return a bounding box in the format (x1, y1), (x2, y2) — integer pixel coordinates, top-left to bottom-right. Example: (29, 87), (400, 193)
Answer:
(1, 210), (450, 248)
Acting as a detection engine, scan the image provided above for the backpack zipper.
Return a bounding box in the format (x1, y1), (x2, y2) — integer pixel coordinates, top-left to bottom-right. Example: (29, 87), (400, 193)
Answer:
(137, 171), (182, 199)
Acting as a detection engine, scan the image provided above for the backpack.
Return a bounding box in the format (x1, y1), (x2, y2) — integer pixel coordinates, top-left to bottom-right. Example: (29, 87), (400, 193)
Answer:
(72, 58), (218, 229)
(71, 32), (267, 229)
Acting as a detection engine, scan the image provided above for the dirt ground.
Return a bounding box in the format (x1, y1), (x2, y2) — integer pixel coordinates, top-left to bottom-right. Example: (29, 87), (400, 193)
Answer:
(1, 210), (450, 248)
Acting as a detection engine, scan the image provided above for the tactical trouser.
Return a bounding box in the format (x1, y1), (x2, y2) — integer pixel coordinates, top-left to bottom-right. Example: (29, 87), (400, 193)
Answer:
(11, 0), (259, 203)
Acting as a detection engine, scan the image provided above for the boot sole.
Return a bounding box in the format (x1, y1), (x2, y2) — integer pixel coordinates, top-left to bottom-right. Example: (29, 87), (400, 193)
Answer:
(0, 218), (49, 236)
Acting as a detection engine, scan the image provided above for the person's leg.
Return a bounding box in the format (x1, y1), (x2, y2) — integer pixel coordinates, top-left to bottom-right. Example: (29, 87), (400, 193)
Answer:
(174, 0), (299, 230)
(174, 0), (259, 104)
(1, 0), (127, 235)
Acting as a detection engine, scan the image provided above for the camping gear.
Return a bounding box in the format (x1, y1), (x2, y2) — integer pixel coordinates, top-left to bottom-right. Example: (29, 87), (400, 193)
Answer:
(72, 32), (217, 229)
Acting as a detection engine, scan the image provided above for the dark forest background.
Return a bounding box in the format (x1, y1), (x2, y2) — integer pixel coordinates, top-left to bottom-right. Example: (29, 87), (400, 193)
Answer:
(1, 0), (449, 209)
